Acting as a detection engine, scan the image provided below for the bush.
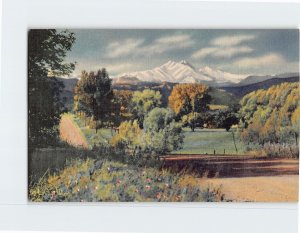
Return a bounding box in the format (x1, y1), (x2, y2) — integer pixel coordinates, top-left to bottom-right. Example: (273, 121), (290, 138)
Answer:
(29, 159), (225, 202)
(111, 108), (184, 163)
(263, 142), (299, 158)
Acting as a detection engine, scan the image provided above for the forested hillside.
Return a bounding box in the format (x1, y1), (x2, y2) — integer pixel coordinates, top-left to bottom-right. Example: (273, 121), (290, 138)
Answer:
(239, 82), (299, 156)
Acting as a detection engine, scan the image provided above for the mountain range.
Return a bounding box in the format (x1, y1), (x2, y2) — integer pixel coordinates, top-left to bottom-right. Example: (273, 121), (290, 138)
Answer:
(114, 60), (249, 86)
(58, 60), (299, 110)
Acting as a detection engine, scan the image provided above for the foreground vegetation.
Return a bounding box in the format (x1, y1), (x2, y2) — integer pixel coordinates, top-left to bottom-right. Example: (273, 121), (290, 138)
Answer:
(29, 158), (224, 202)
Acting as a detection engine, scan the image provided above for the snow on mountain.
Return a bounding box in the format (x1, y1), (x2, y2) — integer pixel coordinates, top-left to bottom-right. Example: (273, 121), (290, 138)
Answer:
(115, 60), (248, 85)
(198, 66), (249, 84)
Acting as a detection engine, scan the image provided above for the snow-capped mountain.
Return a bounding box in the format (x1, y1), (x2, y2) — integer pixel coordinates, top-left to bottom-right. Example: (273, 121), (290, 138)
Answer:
(115, 60), (248, 85)
(199, 66), (248, 84)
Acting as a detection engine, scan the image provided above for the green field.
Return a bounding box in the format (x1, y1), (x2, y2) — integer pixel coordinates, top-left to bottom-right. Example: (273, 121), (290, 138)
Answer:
(172, 128), (245, 155)
(72, 115), (115, 147)
(72, 114), (245, 155)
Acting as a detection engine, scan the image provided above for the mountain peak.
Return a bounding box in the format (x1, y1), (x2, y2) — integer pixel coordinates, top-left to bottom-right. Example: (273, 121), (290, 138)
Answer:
(179, 60), (195, 70)
(115, 61), (249, 85)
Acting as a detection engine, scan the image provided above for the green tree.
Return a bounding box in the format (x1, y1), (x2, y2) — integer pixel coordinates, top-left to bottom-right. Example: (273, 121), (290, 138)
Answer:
(73, 69), (116, 132)
(143, 108), (184, 155)
(181, 112), (203, 132)
(130, 89), (162, 128)
(28, 29), (76, 147)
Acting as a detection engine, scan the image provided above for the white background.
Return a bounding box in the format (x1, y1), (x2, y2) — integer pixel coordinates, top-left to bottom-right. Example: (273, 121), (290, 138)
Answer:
(0, 0), (299, 232)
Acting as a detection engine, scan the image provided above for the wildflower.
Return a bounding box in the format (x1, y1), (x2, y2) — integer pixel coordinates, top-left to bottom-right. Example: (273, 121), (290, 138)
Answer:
(135, 188), (139, 193)
(94, 186), (98, 190)
(146, 178), (152, 183)
(175, 195), (181, 201)
(85, 185), (88, 190)
(156, 193), (161, 199)
(117, 180), (121, 184)
(165, 183), (169, 188)
(77, 188), (80, 192)
(145, 185), (151, 190)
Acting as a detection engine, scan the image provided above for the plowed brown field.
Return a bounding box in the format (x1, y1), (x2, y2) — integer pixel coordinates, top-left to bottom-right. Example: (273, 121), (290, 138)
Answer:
(59, 114), (89, 149)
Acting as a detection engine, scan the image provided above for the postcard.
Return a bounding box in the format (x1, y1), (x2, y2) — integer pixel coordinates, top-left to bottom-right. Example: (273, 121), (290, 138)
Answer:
(28, 29), (299, 202)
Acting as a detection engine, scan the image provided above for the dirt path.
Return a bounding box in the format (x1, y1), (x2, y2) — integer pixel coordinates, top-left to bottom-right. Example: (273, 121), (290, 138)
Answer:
(199, 175), (298, 202)
(163, 155), (299, 202)
(59, 114), (89, 149)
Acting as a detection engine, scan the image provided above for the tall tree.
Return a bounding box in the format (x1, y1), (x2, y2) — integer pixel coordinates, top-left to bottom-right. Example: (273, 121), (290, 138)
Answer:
(28, 29), (76, 147)
(73, 69), (116, 132)
(169, 83), (211, 131)
(169, 83), (211, 116)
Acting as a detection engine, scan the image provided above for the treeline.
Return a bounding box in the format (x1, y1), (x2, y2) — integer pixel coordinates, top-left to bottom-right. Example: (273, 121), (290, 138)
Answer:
(74, 69), (240, 129)
(28, 29), (76, 148)
(239, 82), (299, 157)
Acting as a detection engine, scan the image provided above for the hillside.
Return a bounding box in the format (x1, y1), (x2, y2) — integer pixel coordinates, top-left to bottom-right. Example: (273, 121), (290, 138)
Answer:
(237, 72), (299, 86)
(221, 76), (299, 98)
(113, 81), (238, 107)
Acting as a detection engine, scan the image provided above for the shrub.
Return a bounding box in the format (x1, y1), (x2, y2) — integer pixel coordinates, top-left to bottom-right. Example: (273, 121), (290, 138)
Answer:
(262, 142), (299, 158)
(29, 159), (225, 202)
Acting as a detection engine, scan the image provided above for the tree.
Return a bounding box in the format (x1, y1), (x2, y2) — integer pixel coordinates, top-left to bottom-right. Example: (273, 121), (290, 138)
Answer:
(113, 90), (133, 119)
(143, 107), (175, 132)
(110, 120), (142, 154)
(73, 69), (116, 132)
(73, 71), (93, 123)
(143, 108), (184, 155)
(130, 89), (162, 128)
(111, 108), (184, 157)
(213, 108), (239, 131)
(28, 29), (76, 147)
(239, 82), (299, 145)
(169, 83), (211, 116)
(169, 83), (211, 131)
(181, 112), (203, 132)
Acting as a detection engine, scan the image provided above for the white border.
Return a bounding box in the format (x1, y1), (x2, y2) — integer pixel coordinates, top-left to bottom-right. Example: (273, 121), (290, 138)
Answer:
(0, 0), (299, 232)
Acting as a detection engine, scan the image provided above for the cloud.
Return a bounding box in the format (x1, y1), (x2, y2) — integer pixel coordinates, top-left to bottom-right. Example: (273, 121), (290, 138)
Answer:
(192, 34), (255, 59)
(155, 34), (194, 45)
(105, 63), (141, 74)
(211, 34), (256, 47)
(107, 39), (144, 58)
(214, 46), (253, 58)
(191, 47), (218, 59)
(192, 46), (253, 59)
(106, 34), (194, 58)
(233, 53), (285, 69)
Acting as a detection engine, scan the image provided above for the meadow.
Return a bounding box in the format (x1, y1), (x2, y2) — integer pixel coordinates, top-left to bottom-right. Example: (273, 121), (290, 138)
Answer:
(172, 128), (245, 155)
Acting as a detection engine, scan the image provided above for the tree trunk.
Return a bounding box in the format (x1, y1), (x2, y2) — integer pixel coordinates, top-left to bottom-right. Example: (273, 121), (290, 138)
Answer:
(231, 131), (238, 153)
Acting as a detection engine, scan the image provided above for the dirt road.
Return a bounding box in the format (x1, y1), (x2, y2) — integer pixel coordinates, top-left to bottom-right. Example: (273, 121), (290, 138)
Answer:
(163, 155), (299, 202)
(59, 114), (89, 149)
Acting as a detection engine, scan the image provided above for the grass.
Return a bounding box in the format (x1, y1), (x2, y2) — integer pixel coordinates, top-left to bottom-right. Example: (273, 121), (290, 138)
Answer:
(172, 128), (246, 155)
(29, 158), (225, 202)
(72, 115), (116, 147)
(208, 104), (228, 110)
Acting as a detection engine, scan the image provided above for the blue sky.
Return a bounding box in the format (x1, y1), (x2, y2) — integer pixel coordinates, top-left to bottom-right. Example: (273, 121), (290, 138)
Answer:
(65, 29), (299, 77)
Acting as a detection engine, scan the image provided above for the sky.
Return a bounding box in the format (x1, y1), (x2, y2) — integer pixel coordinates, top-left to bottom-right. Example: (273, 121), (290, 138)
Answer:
(65, 29), (299, 78)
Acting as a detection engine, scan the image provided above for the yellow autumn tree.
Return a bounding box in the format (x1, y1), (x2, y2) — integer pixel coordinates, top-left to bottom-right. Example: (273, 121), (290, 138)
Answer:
(168, 83), (211, 116)
(239, 82), (299, 144)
